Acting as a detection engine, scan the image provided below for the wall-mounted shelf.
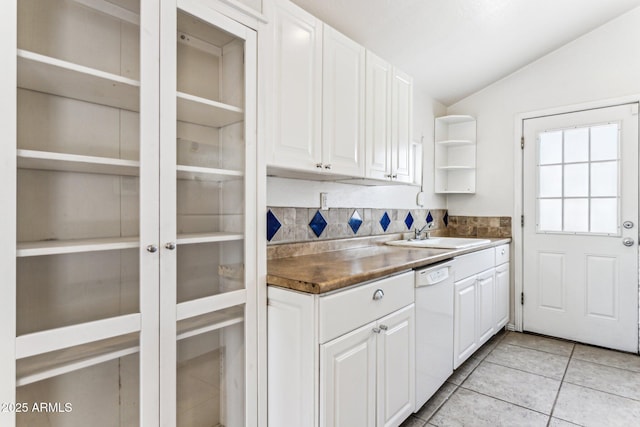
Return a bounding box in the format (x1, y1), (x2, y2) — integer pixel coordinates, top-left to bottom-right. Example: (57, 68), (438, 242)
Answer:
(434, 114), (476, 193)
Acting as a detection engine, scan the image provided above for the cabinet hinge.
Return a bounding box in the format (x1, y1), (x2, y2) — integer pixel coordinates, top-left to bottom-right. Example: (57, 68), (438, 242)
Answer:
(521, 292), (524, 305)
(521, 215), (524, 227)
(520, 136), (525, 149)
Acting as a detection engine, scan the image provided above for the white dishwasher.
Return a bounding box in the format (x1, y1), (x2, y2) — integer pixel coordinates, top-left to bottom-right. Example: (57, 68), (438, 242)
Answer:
(414, 260), (455, 409)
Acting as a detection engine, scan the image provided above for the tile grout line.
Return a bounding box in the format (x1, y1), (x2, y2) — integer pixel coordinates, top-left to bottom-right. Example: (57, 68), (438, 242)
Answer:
(456, 384), (555, 419)
(561, 378), (640, 403)
(570, 355), (640, 375)
(546, 342), (577, 427)
(422, 330), (509, 425)
(479, 359), (565, 382)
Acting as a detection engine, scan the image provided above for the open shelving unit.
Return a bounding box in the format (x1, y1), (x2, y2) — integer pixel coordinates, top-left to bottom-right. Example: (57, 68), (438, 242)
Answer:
(434, 114), (477, 193)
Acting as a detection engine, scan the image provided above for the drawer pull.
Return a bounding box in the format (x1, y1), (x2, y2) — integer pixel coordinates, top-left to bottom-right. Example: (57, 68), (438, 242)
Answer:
(372, 289), (385, 300)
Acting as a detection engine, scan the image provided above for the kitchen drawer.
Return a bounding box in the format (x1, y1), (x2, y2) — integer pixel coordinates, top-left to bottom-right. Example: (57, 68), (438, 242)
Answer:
(454, 248), (494, 281)
(318, 271), (414, 343)
(495, 244), (510, 265)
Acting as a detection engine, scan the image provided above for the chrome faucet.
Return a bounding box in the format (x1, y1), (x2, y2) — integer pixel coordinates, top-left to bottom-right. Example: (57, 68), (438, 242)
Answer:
(414, 222), (435, 240)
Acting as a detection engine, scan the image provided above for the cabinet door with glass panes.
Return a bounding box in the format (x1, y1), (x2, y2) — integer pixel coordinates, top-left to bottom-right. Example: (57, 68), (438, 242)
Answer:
(160, 1), (257, 426)
(4, 0), (160, 426)
(1, 0), (257, 426)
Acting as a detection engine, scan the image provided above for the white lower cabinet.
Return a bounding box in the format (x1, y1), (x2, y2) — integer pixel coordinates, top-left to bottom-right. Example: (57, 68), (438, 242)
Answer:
(269, 271), (415, 427)
(495, 262), (510, 329)
(454, 275), (479, 368)
(453, 244), (510, 369)
(477, 269), (496, 345)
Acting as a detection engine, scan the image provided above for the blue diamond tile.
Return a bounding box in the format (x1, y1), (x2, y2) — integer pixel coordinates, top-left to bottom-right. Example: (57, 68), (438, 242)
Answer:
(380, 212), (391, 232)
(309, 210), (328, 237)
(348, 210), (363, 234)
(266, 210), (281, 241)
(443, 211), (449, 227)
(426, 211), (434, 224)
(404, 212), (414, 230)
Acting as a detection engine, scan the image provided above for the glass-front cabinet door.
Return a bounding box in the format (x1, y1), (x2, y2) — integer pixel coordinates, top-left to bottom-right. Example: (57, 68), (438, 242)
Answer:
(7, 0), (160, 426)
(160, 1), (257, 426)
(2, 0), (257, 426)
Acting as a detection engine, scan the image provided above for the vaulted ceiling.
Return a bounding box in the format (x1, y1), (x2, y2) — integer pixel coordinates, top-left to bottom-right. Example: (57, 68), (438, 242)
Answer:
(291, 0), (640, 106)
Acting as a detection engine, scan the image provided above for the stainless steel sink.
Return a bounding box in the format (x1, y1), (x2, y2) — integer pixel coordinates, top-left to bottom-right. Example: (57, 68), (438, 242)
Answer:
(385, 237), (491, 249)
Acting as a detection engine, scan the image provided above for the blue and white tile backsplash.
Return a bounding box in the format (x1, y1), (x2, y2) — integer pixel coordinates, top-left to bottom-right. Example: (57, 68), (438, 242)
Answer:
(266, 207), (449, 244)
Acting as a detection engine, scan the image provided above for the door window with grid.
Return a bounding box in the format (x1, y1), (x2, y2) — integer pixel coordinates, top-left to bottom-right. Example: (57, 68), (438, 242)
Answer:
(537, 123), (620, 235)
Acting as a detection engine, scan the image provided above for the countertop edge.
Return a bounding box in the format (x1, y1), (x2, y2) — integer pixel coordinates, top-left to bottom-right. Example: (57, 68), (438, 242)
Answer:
(267, 238), (511, 294)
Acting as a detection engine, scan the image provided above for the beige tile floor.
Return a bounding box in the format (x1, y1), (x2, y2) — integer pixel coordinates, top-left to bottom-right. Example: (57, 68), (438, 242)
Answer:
(402, 331), (640, 427)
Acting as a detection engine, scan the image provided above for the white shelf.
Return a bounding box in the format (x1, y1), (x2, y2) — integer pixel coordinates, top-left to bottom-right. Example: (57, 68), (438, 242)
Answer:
(177, 305), (245, 341)
(17, 149), (140, 176)
(16, 314), (141, 359)
(177, 164), (243, 181)
(436, 166), (476, 170)
(435, 139), (474, 147)
(17, 332), (139, 387)
(17, 49), (140, 111)
(176, 232), (244, 245)
(15, 304), (245, 386)
(72, 0), (140, 25)
(435, 114), (477, 194)
(436, 114), (475, 124)
(177, 289), (246, 321)
(436, 190), (476, 194)
(177, 92), (244, 128)
(17, 236), (139, 257)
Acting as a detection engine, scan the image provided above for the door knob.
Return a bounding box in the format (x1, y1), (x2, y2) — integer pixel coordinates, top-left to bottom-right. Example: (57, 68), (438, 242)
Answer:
(623, 238), (634, 247)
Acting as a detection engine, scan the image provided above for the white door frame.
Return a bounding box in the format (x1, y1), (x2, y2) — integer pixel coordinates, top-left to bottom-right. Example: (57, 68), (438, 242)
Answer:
(513, 94), (640, 352)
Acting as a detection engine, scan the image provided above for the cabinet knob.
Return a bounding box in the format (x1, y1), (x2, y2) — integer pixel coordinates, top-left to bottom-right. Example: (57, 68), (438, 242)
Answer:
(316, 163), (323, 169)
(501, 249), (505, 255)
(372, 327), (381, 334)
(324, 164), (332, 170)
(384, 174), (392, 178)
(146, 244), (158, 253)
(372, 289), (384, 300)
(379, 324), (388, 331)
(165, 242), (176, 250)
(391, 174), (397, 179)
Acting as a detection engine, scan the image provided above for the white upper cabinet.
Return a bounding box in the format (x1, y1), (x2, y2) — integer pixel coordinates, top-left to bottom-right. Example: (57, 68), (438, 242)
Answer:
(364, 52), (415, 184)
(267, 0), (416, 183)
(365, 51), (392, 181)
(267, 0), (323, 170)
(390, 68), (413, 183)
(322, 25), (366, 176)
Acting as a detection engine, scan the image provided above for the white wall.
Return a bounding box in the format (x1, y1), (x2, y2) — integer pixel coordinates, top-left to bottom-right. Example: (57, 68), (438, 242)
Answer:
(446, 6), (640, 217)
(267, 84), (447, 209)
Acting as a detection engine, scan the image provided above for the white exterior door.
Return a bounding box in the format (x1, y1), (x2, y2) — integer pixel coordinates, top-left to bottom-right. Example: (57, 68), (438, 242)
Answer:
(522, 103), (639, 352)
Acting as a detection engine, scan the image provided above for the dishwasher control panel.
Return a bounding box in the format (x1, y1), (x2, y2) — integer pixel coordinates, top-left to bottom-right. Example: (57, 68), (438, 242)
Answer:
(416, 264), (451, 286)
